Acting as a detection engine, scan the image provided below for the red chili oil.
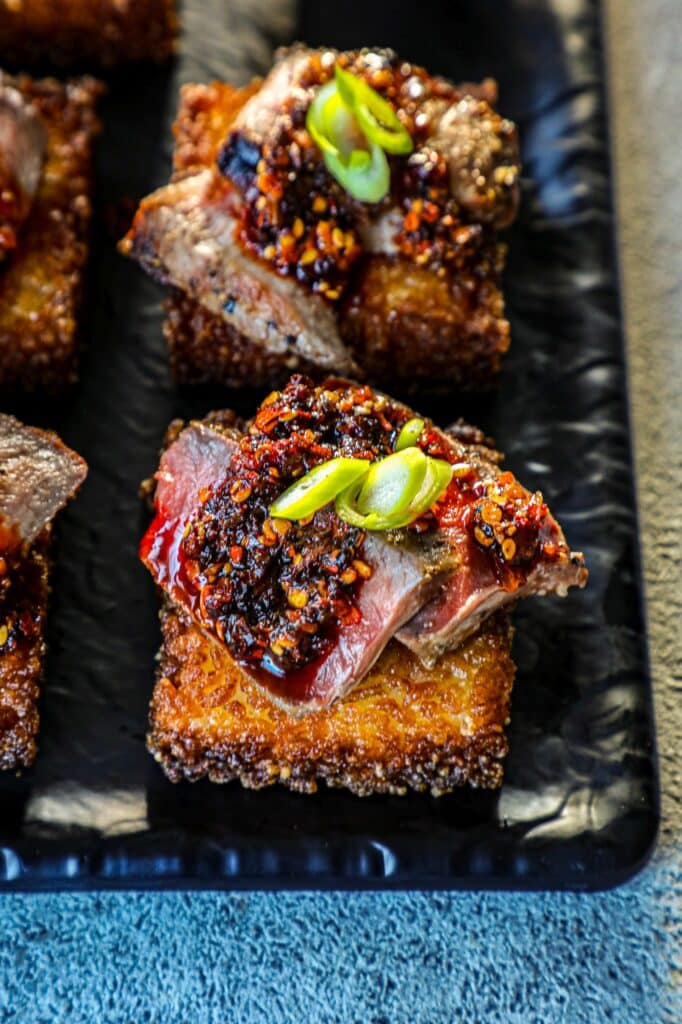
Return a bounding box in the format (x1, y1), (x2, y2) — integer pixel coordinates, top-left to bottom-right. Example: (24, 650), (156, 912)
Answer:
(217, 48), (516, 298)
(177, 377), (410, 677)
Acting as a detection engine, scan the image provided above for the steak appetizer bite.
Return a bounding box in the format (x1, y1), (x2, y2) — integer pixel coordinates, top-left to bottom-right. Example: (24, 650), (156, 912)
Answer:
(0, 1), (177, 68)
(122, 45), (520, 392)
(142, 377), (586, 795)
(0, 70), (101, 393)
(0, 414), (87, 771)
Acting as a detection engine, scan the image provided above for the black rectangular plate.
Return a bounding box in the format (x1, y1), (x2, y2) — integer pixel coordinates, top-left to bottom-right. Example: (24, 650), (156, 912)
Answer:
(0, 0), (659, 891)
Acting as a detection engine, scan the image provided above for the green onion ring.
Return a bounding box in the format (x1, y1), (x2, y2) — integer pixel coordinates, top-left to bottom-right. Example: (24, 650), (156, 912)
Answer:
(334, 64), (413, 156)
(306, 80), (345, 159)
(323, 141), (390, 203)
(334, 450), (452, 531)
(395, 417), (425, 451)
(269, 457), (370, 521)
(320, 87), (368, 162)
(306, 80), (390, 202)
(334, 485), (395, 531)
(405, 457), (453, 520)
(356, 448), (428, 519)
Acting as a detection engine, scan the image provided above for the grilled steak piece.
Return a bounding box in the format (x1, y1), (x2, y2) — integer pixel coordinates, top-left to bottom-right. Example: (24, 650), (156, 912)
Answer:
(0, 76), (46, 258)
(396, 425), (587, 664)
(123, 47), (520, 391)
(424, 86), (519, 230)
(230, 45), (312, 145)
(141, 415), (452, 713)
(0, 414), (87, 552)
(121, 169), (358, 377)
(141, 378), (586, 714)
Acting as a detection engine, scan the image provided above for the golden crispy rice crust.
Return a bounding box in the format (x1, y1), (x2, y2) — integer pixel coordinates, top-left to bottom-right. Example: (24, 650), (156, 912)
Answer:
(161, 80), (511, 392)
(0, 1), (177, 68)
(0, 73), (101, 394)
(148, 599), (516, 797)
(163, 286), (323, 389)
(339, 251), (510, 392)
(0, 530), (49, 771)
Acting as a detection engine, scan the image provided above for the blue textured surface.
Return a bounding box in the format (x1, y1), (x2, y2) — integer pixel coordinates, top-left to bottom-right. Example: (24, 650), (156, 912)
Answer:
(0, 859), (680, 1022)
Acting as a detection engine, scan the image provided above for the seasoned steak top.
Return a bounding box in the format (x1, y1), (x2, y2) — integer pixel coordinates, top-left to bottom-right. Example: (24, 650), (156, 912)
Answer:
(218, 46), (520, 301)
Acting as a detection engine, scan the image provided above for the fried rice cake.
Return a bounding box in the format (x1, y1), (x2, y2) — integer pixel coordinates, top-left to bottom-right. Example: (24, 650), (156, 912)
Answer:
(0, 72), (101, 394)
(0, 0), (177, 68)
(148, 599), (515, 797)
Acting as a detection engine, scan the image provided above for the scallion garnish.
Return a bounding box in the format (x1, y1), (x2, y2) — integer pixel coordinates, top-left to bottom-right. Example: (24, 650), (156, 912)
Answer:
(323, 142), (390, 204)
(269, 447), (452, 531)
(395, 417), (425, 452)
(305, 64), (413, 204)
(336, 452), (452, 530)
(306, 81), (350, 160)
(269, 457), (370, 521)
(334, 64), (413, 155)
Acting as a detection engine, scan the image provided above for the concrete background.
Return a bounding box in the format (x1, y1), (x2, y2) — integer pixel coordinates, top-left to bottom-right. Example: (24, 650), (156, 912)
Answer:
(0, 1), (680, 1021)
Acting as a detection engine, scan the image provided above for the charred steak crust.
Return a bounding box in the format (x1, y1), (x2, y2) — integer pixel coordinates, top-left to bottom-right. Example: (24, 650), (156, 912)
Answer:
(0, 0), (177, 68)
(148, 598), (515, 796)
(0, 72), (101, 394)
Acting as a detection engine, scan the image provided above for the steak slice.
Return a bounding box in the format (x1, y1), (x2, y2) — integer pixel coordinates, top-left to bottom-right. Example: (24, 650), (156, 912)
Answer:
(141, 420), (452, 713)
(0, 414), (87, 552)
(0, 75), (47, 258)
(397, 425), (587, 665)
(227, 47), (519, 234)
(121, 169), (358, 377)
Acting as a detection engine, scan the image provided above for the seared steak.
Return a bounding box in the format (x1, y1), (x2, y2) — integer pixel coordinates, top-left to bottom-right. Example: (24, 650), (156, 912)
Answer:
(121, 169), (358, 376)
(0, 414), (87, 552)
(141, 379), (586, 713)
(123, 47), (520, 391)
(0, 75), (47, 258)
(142, 415), (453, 712)
(397, 425), (587, 664)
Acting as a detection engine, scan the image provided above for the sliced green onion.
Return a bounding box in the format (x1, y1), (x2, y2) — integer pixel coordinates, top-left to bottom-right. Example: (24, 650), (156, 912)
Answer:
(395, 417), (425, 452)
(306, 75), (394, 203)
(334, 449), (452, 531)
(324, 141), (390, 203)
(269, 457), (370, 521)
(320, 87), (367, 161)
(335, 486), (395, 531)
(306, 80), (344, 158)
(405, 457), (453, 520)
(334, 64), (413, 156)
(356, 448), (427, 518)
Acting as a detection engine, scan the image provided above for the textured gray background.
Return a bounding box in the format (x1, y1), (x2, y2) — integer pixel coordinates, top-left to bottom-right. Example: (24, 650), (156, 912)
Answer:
(0, 2), (680, 1021)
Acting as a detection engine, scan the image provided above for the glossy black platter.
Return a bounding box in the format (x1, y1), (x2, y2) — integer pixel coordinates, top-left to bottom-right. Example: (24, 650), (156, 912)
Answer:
(0, 0), (658, 891)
